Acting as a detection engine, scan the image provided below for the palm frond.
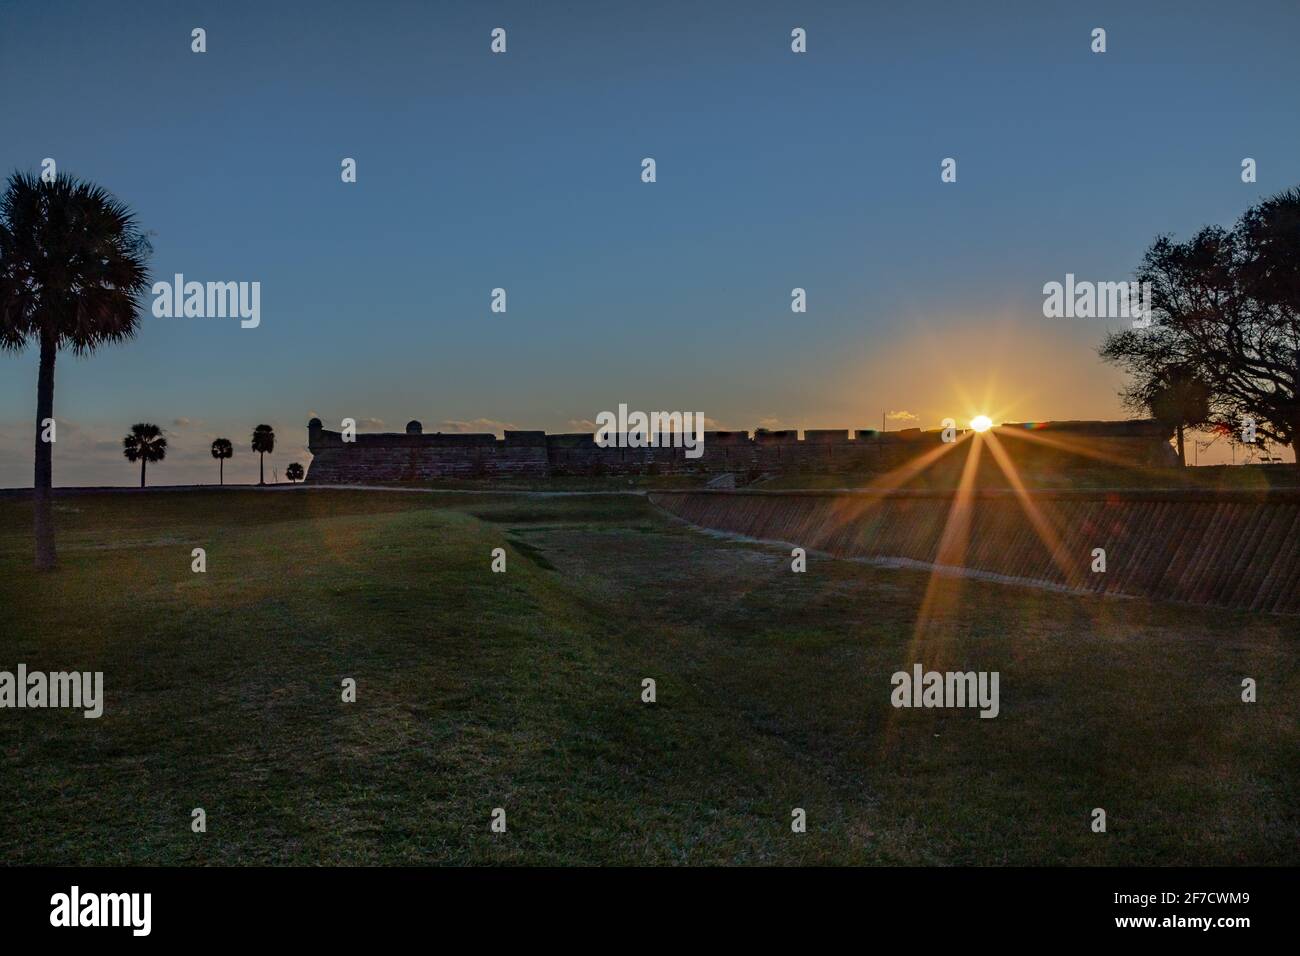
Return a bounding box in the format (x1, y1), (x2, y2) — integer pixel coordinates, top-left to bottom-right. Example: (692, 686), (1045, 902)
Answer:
(0, 169), (151, 354)
(122, 422), (167, 462)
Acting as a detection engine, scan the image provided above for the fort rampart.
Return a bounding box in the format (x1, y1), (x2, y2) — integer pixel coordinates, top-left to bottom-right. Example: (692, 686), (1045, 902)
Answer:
(304, 417), (1179, 482)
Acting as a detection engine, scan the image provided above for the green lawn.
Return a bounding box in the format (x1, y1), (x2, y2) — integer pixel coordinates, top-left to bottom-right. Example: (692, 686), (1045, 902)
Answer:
(1, 489), (1296, 865)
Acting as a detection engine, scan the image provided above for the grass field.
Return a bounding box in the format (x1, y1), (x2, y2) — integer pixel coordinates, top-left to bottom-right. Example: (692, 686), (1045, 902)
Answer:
(1, 489), (1296, 865)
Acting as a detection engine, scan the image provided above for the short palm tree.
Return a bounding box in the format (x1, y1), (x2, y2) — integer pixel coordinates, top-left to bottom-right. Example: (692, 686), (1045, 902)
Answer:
(251, 424), (275, 485)
(0, 171), (151, 569)
(286, 462), (304, 483)
(211, 437), (233, 485)
(123, 423), (167, 487)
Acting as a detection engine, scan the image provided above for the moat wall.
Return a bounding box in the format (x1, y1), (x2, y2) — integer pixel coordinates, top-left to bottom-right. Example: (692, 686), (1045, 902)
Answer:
(649, 488), (1300, 614)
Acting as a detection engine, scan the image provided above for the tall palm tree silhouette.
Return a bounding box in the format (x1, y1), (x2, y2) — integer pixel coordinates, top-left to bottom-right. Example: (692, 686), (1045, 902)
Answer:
(252, 424), (275, 485)
(210, 437), (233, 485)
(0, 171), (151, 569)
(123, 423), (167, 488)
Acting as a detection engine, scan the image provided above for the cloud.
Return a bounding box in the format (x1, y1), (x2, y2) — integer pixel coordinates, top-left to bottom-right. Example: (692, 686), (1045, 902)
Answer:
(886, 409), (919, 422)
(172, 417), (192, 427)
(357, 417), (385, 430)
(437, 418), (516, 436)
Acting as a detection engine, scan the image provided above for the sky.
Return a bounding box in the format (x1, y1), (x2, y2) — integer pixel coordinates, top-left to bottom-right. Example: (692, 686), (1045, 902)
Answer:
(2, 0), (1299, 486)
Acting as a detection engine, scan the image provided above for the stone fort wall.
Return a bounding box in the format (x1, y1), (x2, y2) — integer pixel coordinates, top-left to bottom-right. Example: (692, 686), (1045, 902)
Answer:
(303, 417), (1179, 482)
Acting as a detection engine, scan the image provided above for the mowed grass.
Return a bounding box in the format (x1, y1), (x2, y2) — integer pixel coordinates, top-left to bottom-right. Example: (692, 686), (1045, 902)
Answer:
(0, 489), (1296, 865)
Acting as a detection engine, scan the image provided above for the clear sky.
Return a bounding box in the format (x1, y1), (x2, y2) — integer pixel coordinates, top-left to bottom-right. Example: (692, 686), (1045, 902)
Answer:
(3, 0), (1298, 485)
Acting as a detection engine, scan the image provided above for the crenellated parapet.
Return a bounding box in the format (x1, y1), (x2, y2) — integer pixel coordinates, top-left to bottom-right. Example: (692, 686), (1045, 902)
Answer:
(304, 417), (1179, 482)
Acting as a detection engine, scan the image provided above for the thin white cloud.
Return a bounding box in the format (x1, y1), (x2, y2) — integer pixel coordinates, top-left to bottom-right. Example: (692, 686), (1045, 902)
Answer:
(437, 418), (516, 436)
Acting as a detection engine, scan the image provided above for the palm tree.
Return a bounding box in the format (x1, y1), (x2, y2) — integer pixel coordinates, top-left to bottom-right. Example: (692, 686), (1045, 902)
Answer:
(210, 438), (233, 485)
(123, 423), (167, 487)
(286, 462), (304, 483)
(0, 171), (151, 569)
(251, 424), (275, 485)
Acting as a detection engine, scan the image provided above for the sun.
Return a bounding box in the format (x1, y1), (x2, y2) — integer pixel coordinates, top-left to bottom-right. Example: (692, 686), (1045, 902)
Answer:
(970, 415), (993, 433)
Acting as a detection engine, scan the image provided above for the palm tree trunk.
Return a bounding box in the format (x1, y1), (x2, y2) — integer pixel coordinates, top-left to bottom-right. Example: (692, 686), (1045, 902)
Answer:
(1176, 424), (1185, 467)
(140, 458), (146, 488)
(219, 458), (223, 485)
(259, 452), (264, 485)
(33, 335), (57, 570)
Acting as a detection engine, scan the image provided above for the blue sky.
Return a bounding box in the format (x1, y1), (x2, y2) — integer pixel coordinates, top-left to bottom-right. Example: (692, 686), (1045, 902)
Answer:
(3, 0), (1298, 484)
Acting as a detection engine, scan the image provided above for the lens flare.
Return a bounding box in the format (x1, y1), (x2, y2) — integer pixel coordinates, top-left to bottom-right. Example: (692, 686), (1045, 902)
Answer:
(971, 415), (993, 433)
